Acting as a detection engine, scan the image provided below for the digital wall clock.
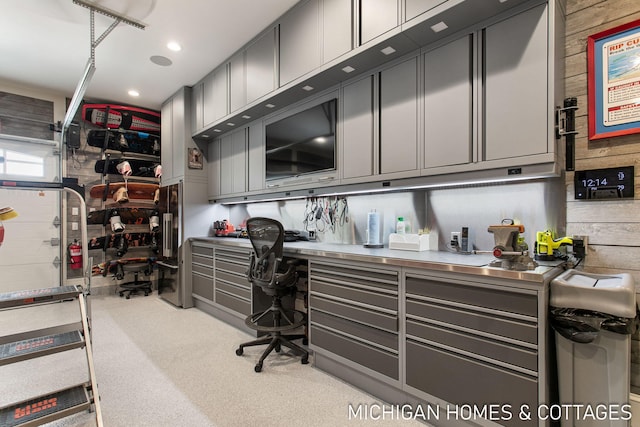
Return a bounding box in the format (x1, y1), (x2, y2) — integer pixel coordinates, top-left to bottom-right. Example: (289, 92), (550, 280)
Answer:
(574, 166), (634, 199)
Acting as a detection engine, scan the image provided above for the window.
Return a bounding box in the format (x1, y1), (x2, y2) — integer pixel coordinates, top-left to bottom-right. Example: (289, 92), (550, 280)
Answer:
(0, 149), (45, 178)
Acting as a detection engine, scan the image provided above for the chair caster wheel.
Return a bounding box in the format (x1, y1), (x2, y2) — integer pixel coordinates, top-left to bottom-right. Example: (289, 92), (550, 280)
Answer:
(235, 348), (243, 356)
(275, 344), (281, 353)
(254, 364), (262, 373)
(301, 357), (309, 365)
(119, 292), (124, 297)
(126, 294), (131, 299)
(144, 291), (149, 296)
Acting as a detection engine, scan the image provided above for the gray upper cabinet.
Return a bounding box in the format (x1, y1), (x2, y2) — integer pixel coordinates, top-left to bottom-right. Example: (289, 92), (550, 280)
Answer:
(342, 74), (376, 181)
(279, 0), (322, 86)
(484, 4), (549, 162)
(219, 129), (247, 195)
(322, 0), (352, 63)
(423, 35), (473, 169)
(191, 81), (204, 135)
(360, 0), (399, 45)
(379, 56), (419, 175)
(404, 0), (447, 22)
(246, 28), (277, 105)
(203, 65), (228, 127)
(229, 52), (246, 113)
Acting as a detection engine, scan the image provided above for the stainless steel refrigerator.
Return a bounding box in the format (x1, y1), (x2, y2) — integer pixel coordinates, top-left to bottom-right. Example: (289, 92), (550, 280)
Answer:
(157, 182), (183, 306)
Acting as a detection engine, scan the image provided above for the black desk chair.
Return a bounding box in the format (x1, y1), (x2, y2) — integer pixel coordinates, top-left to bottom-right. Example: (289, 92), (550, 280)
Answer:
(116, 261), (153, 299)
(235, 217), (309, 372)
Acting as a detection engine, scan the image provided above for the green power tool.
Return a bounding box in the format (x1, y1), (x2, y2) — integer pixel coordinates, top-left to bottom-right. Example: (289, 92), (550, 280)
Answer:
(534, 230), (578, 261)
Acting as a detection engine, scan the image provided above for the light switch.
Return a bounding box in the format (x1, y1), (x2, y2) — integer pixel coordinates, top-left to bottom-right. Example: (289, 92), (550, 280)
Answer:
(72, 222), (78, 231)
(72, 207), (79, 216)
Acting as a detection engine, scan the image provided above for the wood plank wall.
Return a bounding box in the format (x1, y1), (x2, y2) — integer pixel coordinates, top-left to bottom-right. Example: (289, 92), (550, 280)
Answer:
(564, 0), (640, 392)
(0, 92), (53, 139)
(565, 0), (640, 284)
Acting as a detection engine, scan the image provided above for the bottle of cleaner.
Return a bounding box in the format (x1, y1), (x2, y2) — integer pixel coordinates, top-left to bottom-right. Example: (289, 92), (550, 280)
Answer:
(396, 217), (405, 234)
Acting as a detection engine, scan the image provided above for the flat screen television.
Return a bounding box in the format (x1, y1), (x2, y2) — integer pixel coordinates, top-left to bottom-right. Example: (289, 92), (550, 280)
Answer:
(265, 98), (337, 181)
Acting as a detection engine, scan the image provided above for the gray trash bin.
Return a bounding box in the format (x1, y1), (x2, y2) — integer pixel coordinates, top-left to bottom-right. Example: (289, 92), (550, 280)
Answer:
(550, 269), (637, 426)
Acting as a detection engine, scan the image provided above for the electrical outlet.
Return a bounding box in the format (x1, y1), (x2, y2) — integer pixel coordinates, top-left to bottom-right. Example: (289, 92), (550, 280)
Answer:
(450, 231), (461, 249)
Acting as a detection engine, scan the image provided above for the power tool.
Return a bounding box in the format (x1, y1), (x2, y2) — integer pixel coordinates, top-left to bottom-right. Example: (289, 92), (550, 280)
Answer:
(534, 230), (580, 261)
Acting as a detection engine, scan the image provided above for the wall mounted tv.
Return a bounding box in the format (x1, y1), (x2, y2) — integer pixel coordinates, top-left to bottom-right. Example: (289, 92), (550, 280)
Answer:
(265, 98), (337, 181)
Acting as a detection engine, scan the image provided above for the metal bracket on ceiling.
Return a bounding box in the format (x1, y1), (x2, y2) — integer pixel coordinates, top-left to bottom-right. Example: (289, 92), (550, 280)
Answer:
(62, 0), (145, 133)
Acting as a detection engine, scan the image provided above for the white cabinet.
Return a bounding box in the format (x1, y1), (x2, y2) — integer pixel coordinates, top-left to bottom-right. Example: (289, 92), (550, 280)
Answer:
(379, 56), (419, 176)
(229, 52), (245, 113)
(404, 0), (447, 22)
(484, 4), (549, 162)
(423, 35), (473, 169)
(360, 0), (399, 44)
(203, 66), (228, 128)
(161, 87), (207, 186)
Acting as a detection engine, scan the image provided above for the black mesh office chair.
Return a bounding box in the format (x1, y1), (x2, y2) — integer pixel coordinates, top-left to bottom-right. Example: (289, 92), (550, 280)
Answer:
(235, 217), (309, 372)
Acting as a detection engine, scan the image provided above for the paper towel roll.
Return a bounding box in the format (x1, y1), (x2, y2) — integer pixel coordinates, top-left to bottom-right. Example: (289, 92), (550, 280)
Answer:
(366, 210), (381, 246)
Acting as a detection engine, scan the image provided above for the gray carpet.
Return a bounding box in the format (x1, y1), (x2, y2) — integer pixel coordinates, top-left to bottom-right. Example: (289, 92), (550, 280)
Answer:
(1, 293), (424, 426)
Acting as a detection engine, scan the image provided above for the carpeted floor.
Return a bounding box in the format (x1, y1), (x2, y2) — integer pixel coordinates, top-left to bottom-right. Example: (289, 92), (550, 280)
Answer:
(1, 293), (425, 426)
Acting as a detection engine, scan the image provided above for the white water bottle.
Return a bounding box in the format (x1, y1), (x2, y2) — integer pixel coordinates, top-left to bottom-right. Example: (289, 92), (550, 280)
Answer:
(396, 217), (405, 234)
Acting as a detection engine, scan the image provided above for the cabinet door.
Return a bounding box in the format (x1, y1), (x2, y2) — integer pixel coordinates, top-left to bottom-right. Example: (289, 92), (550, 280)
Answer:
(279, 0), (321, 86)
(203, 66), (227, 126)
(342, 75), (375, 180)
(229, 52), (245, 113)
(405, 0), (447, 22)
(170, 90), (186, 182)
(208, 139), (220, 198)
(484, 4), (548, 161)
(360, 0), (398, 44)
(160, 99), (174, 180)
(424, 35), (473, 168)
(380, 57), (418, 175)
(191, 81), (204, 134)
(247, 121), (264, 192)
(322, 0), (352, 63)
(219, 130), (247, 195)
(246, 28), (276, 104)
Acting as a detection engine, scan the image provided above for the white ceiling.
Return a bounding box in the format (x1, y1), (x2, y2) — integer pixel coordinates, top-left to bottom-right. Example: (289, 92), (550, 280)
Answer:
(0, 0), (300, 111)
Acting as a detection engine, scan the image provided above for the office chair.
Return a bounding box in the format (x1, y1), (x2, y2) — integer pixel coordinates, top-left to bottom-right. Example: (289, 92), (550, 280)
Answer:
(235, 217), (309, 372)
(116, 261), (154, 299)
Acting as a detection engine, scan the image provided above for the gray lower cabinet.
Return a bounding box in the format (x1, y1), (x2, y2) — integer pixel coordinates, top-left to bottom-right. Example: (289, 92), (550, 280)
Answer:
(404, 273), (540, 427)
(308, 260), (400, 380)
(191, 243), (214, 302)
(214, 246), (252, 317)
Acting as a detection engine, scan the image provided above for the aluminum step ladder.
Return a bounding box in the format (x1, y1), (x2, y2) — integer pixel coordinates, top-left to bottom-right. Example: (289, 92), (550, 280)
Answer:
(0, 286), (103, 427)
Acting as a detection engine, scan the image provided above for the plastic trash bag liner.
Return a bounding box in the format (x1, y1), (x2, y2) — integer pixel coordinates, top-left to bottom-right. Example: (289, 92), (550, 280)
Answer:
(550, 306), (639, 344)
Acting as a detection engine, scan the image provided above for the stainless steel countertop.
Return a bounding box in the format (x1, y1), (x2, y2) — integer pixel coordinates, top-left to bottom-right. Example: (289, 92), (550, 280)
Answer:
(190, 236), (565, 284)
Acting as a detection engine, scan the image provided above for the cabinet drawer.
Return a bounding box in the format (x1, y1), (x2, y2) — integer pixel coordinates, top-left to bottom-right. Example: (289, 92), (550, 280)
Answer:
(215, 248), (250, 263)
(216, 259), (248, 275)
(406, 276), (537, 317)
(406, 340), (537, 427)
(192, 244), (213, 257)
(216, 290), (251, 316)
(310, 263), (398, 293)
(311, 325), (398, 380)
(216, 270), (249, 289)
(192, 254), (213, 266)
(217, 281), (251, 301)
(406, 319), (537, 372)
(192, 263), (213, 277)
(406, 298), (537, 345)
(311, 309), (398, 351)
(192, 273), (213, 301)
(310, 294), (397, 333)
(311, 280), (397, 311)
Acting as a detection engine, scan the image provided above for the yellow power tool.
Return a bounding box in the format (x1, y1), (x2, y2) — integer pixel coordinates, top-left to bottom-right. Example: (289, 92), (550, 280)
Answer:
(534, 230), (574, 261)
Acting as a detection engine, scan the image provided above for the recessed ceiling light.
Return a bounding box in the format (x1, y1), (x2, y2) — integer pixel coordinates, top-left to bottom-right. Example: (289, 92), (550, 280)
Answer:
(150, 55), (172, 66)
(302, 85), (314, 91)
(167, 41), (182, 52)
(342, 66), (355, 73)
(213, 129), (222, 133)
(128, 90), (140, 97)
(201, 134), (210, 138)
(227, 122), (235, 127)
(380, 46), (396, 55)
(431, 21), (449, 33)
(265, 103), (275, 108)
(242, 115), (251, 119)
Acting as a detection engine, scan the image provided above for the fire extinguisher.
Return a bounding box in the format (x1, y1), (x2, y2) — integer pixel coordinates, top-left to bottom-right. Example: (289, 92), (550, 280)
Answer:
(68, 239), (82, 270)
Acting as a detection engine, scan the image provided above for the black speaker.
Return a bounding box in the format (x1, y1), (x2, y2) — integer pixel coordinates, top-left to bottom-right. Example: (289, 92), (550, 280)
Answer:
(66, 122), (80, 149)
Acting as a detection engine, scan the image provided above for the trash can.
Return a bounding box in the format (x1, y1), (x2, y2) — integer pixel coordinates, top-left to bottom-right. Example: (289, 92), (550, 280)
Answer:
(550, 269), (637, 426)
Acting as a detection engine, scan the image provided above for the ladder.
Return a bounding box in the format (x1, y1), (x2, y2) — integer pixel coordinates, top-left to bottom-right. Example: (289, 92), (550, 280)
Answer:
(0, 286), (103, 427)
